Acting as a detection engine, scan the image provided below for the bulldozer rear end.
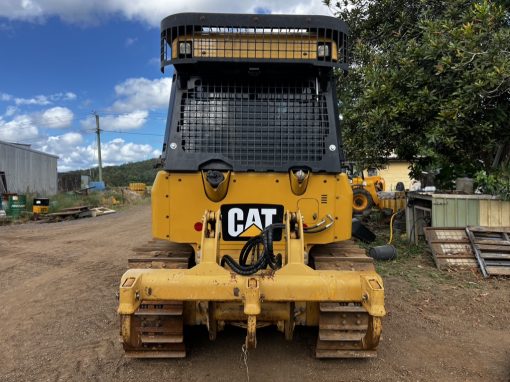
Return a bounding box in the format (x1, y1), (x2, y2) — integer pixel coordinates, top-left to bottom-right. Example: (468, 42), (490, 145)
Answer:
(118, 12), (385, 358)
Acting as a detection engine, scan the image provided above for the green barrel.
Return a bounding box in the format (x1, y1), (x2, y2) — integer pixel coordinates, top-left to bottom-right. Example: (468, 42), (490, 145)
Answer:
(7, 195), (26, 217)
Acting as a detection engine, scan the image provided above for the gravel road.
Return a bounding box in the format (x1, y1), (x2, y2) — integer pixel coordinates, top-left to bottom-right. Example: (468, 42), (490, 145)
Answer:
(1, 204), (508, 381)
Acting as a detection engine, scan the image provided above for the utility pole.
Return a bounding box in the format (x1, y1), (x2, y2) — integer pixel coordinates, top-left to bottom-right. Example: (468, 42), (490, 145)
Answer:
(94, 112), (103, 182)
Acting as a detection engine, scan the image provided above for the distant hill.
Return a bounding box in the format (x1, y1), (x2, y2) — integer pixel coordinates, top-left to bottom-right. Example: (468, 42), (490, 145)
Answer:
(61, 159), (159, 187)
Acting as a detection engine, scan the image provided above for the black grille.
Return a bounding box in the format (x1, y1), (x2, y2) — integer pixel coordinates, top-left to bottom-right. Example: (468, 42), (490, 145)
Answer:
(177, 79), (330, 166)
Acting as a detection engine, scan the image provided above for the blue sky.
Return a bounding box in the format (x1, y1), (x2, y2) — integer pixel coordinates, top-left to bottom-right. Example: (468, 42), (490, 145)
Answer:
(0, 0), (329, 171)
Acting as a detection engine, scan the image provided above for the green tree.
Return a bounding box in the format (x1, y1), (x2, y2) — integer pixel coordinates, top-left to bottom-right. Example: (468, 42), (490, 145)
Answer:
(61, 159), (159, 187)
(326, 0), (510, 187)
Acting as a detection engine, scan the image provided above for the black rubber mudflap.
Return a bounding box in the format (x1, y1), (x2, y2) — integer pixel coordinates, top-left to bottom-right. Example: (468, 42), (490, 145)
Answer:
(351, 218), (376, 243)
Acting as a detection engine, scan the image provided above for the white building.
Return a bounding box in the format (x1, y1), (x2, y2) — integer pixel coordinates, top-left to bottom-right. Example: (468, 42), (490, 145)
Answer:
(0, 140), (58, 195)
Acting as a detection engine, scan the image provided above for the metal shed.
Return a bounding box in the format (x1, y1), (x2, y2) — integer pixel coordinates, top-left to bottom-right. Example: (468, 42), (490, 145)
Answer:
(0, 140), (58, 195)
(406, 192), (510, 243)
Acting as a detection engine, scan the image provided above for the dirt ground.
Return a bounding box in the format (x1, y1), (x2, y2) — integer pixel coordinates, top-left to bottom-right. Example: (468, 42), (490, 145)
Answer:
(1, 204), (509, 382)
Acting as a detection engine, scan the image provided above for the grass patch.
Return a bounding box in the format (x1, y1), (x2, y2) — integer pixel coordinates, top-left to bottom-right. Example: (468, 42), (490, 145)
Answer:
(48, 188), (150, 213)
(1, 189), (150, 225)
(359, 215), (479, 288)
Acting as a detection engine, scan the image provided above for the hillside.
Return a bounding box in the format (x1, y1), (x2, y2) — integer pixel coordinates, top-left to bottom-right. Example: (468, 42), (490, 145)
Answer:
(61, 159), (159, 187)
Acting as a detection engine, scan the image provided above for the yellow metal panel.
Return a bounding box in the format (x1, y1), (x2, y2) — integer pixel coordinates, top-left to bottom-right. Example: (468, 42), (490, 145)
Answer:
(380, 192), (406, 213)
(297, 198), (319, 226)
(152, 171), (353, 248)
(118, 267), (385, 317)
(129, 182), (146, 191)
(480, 199), (510, 226)
(151, 172), (171, 240)
(172, 34), (339, 61)
(32, 206), (49, 214)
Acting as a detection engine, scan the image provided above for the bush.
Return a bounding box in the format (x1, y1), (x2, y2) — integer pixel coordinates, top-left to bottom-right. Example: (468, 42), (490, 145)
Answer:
(475, 169), (510, 201)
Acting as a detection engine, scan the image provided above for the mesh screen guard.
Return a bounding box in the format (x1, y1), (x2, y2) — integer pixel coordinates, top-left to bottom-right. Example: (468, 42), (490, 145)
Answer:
(160, 13), (348, 70)
(164, 76), (343, 173)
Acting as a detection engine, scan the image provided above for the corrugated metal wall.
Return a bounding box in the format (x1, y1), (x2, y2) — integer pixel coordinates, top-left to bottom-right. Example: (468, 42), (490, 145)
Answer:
(0, 141), (58, 195)
(479, 199), (510, 226)
(429, 195), (510, 228)
(431, 196), (480, 227)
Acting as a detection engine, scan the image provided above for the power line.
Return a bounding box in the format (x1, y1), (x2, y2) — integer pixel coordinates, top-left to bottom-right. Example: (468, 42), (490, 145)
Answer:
(91, 110), (169, 117)
(100, 130), (164, 137)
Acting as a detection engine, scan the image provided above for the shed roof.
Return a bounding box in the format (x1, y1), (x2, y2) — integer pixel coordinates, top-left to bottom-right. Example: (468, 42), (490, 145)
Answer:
(0, 139), (59, 159)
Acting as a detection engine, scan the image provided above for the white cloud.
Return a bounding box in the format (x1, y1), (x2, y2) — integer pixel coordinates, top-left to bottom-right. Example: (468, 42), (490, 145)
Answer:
(12, 91), (77, 106)
(0, 105), (74, 143)
(147, 57), (160, 67)
(99, 138), (158, 164)
(4, 106), (17, 117)
(125, 37), (138, 46)
(111, 77), (172, 113)
(65, 92), (77, 100)
(0, 115), (39, 142)
(40, 131), (83, 152)
(36, 134), (159, 171)
(39, 106), (74, 128)
(49, 92), (77, 101)
(14, 94), (50, 106)
(0, 1), (330, 27)
(80, 110), (148, 131)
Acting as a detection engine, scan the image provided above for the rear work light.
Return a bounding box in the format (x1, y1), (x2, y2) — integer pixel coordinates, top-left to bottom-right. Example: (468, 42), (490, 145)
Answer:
(179, 41), (192, 56)
(317, 43), (330, 58)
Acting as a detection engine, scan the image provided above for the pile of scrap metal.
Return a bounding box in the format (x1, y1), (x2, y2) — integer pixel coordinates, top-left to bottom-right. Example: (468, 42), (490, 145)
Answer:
(44, 206), (115, 222)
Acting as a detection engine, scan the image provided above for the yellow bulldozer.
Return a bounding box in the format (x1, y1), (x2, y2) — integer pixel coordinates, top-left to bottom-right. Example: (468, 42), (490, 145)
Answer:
(117, 12), (385, 359)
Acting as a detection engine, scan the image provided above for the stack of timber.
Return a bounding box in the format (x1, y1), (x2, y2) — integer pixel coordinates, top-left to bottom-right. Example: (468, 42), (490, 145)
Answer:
(424, 227), (477, 269)
(45, 206), (92, 221)
(424, 226), (510, 277)
(466, 226), (510, 278)
(90, 206), (116, 216)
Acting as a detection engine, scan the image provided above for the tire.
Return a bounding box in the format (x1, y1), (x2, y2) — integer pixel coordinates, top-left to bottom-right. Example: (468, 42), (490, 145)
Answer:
(396, 182), (405, 192)
(368, 245), (397, 261)
(352, 187), (374, 214)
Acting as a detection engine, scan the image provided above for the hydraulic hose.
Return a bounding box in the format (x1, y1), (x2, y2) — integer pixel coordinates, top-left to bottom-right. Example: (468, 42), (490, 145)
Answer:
(221, 223), (285, 275)
(388, 209), (405, 245)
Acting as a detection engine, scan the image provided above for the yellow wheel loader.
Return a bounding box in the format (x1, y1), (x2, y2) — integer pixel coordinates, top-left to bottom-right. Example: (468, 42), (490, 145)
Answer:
(118, 12), (385, 359)
(351, 168), (386, 214)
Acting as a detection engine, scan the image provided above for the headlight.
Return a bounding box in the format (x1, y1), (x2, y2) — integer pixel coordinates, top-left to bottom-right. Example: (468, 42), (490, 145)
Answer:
(362, 181), (367, 186)
(179, 41), (192, 56)
(317, 43), (330, 58)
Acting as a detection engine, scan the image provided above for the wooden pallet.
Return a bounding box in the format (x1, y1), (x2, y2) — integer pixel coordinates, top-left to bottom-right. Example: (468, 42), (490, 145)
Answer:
(424, 227), (477, 270)
(465, 226), (510, 278)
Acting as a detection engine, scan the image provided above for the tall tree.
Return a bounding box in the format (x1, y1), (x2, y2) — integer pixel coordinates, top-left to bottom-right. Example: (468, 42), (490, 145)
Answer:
(326, 0), (510, 186)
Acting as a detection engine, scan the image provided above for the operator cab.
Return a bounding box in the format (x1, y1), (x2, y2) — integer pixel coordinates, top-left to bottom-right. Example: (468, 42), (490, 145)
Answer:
(159, 13), (349, 174)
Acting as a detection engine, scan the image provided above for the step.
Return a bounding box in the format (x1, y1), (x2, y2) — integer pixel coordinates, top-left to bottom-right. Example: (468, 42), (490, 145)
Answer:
(141, 334), (183, 344)
(125, 345), (186, 359)
(135, 302), (183, 316)
(319, 329), (365, 342)
(315, 349), (377, 359)
(319, 302), (366, 313)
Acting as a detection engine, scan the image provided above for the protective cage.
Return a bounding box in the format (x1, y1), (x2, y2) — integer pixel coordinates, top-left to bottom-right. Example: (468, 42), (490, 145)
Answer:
(160, 13), (349, 71)
(165, 77), (344, 172)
